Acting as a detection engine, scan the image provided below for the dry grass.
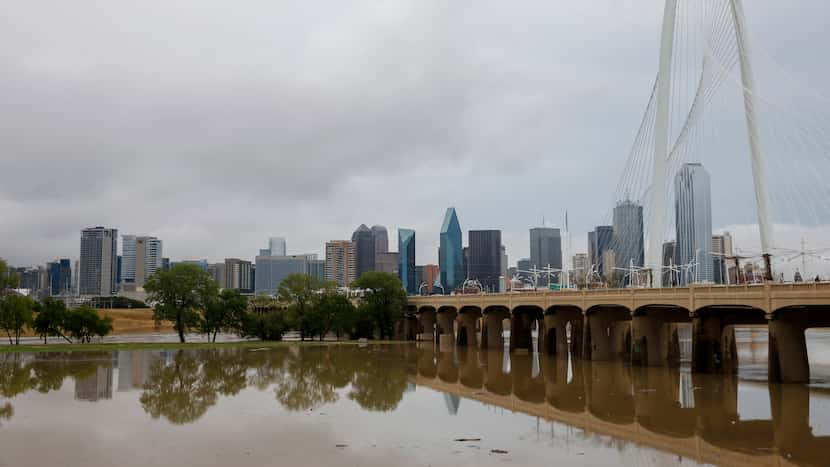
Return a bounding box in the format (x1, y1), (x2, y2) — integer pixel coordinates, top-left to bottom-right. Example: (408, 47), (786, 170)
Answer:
(98, 308), (173, 334)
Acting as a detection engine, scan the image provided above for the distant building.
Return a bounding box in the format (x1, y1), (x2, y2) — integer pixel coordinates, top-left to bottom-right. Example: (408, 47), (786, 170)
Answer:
(398, 229), (416, 295)
(529, 227), (562, 286)
(422, 264), (440, 293)
(375, 252), (399, 275)
(712, 232), (734, 284)
(439, 207), (464, 292)
(47, 258), (72, 296)
(588, 226), (614, 276)
(255, 254), (319, 295)
(121, 235), (163, 289)
(325, 241), (357, 288)
(269, 237), (287, 257)
(612, 200), (644, 275)
(517, 258), (531, 274)
(208, 263), (226, 287)
(572, 253), (589, 284)
(16, 266), (45, 296)
(602, 250), (616, 282)
(161, 258), (170, 271)
(224, 258), (253, 292)
(468, 230), (502, 292)
(662, 241), (677, 287)
(500, 245), (508, 292)
(675, 163), (713, 284)
(371, 225), (389, 255)
(79, 227), (118, 296)
(352, 225), (375, 280)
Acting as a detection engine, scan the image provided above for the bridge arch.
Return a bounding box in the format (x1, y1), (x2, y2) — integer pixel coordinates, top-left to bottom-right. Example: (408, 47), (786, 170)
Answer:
(436, 306), (457, 348)
(768, 305), (830, 383)
(510, 305), (544, 353)
(691, 305), (766, 375)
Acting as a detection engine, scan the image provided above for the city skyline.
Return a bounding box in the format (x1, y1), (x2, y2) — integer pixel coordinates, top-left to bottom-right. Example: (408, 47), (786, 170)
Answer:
(1, 1), (828, 271)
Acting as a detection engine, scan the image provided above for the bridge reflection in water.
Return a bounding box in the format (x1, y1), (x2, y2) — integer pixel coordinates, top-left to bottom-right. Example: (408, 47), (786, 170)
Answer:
(411, 343), (830, 467)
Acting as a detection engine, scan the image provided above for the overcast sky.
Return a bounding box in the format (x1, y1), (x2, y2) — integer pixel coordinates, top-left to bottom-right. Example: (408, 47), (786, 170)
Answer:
(2, 0), (829, 270)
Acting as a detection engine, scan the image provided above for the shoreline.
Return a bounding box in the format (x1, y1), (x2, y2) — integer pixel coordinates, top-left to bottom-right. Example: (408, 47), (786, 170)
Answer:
(0, 339), (410, 354)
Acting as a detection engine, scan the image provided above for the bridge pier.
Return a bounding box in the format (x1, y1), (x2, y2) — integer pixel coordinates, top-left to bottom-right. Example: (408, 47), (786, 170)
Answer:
(436, 307), (457, 351)
(631, 307), (689, 366)
(768, 318), (809, 384)
(540, 306), (583, 357)
(416, 307), (436, 342)
(583, 306), (631, 361)
(692, 307), (765, 374)
(481, 307), (509, 349)
(510, 306), (542, 353)
(457, 307), (481, 347)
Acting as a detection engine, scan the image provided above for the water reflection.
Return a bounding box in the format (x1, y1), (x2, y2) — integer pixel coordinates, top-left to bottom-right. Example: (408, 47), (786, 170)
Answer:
(1, 345), (829, 466)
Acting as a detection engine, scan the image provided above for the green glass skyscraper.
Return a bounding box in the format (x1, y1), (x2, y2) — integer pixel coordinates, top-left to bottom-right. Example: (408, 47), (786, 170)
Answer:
(439, 207), (463, 293)
(398, 229), (416, 295)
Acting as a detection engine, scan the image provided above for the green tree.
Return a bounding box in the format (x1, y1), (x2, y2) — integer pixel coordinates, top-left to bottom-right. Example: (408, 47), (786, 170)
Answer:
(144, 263), (218, 343)
(64, 305), (113, 343)
(202, 289), (248, 342)
(0, 294), (34, 345)
(277, 274), (328, 340)
(33, 298), (71, 344)
(351, 272), (407, 340)
(0, 259), (19, 293)
(241, 309), (289, 341)
(316, 292), (356, 340)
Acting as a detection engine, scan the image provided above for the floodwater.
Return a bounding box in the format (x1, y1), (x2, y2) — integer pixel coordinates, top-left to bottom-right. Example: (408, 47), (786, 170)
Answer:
(0, 336), (829, 466)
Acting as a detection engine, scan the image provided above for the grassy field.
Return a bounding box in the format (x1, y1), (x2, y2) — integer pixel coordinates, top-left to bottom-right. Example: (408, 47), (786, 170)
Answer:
(0, 340), (405, 353)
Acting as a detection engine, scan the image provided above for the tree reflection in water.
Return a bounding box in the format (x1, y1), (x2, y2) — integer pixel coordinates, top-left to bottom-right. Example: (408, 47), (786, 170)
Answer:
(140, 351), (218, 425)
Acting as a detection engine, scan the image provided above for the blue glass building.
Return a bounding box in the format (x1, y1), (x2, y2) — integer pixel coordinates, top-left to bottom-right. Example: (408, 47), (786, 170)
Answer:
(398, 229), (416, 295)
(439, 207), (463, 293)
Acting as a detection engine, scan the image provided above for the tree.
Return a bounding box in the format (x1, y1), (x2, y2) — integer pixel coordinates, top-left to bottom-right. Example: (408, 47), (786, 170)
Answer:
(0, 259), (19, 293)
(0, 294), (34, 345)
(64, 305), (113, 343)
(277, 274), (328, 340)
(241, 308), (289, 341)
(33, 298), (71, 344)
(351, 272), (407, 340)
(202, 289), (248, 342)
(144, 263), (218, 343)
(316, 292), (356, 340)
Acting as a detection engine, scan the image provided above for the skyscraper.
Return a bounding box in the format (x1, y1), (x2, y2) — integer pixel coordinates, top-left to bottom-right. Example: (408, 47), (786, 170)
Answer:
(439, 207), (463, 292)
(255, 254), (320, 295)
(662, 241), (677, 287)
(269, 237), (286, 257)
(121, 235), (163, 288)
(588, 226), (614, 276)
(398, 229), (416, 295)
(612, 200), (644, 271)
(468, 230), (501, 292)
(529, 227), (562, 285)
(352, 225), (375, 280)
(224, 258), (253, 292)
(46, 259), (72, 296)
(675, 163), (713, 284)
(79, 227), (118, 296)
(371, 225), (389, 254)
(572, 253), (589, 284)
(325, 240), (357, 287)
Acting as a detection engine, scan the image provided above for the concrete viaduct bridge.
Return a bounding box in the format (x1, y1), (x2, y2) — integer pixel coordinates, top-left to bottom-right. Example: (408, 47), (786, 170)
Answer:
(403, 282), (830, 383)
(408, 345), (830, 467)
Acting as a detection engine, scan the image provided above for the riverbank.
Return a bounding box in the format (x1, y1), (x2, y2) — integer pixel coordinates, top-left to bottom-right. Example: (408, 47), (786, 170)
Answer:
(0, 339), (407, 354)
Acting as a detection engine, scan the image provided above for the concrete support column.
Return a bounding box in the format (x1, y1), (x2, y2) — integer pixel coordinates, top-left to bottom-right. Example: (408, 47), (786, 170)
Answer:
(584, 312), (629, 361)
(693, 315), (740, 373)
(417, 312), (436, 342)
(481, 313), (505, 349)
(768, 319), (809, 384)
(631, 315), (680, 366)
(437, 311), (456, 351)
(457, 313), (479, 347)
(509, 313), (535, 353)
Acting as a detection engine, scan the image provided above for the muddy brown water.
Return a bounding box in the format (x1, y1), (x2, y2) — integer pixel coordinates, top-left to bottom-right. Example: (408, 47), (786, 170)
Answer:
(1, 333), (830, 466)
